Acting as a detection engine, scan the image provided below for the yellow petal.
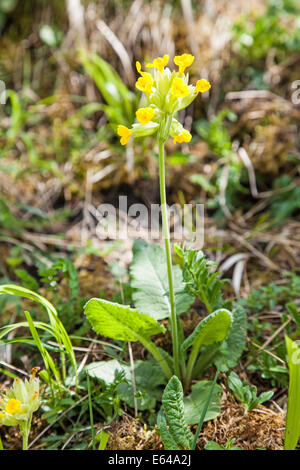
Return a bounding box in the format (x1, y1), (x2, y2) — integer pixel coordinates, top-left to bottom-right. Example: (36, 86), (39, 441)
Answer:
(146, 55), (169, 73)
(5, 398), (21, 414)
(194, 79), (211, 93)
(117, 125), (132, 145)
(174, 130), (192, 144)
(174, 53), (194, 74)
(136, 107), (155, 125)
(136, 61), (142, 75)
(135, 73), (154, 94)
(170, 77), (190, 98)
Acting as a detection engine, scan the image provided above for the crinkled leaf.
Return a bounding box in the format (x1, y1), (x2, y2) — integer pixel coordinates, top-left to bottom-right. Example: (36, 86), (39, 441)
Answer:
(182, 309), (232, 351)
(84, 298), (165, 342)
(160, 376), (193, 450)
(130, 240), (194, 320)
(157, 409), (179, 450)
(214, 303), (248, 371)
(183, 380), (222, 425)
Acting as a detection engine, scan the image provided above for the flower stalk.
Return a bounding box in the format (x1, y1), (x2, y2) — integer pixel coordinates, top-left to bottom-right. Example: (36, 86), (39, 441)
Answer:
(158, 138), (180, 378)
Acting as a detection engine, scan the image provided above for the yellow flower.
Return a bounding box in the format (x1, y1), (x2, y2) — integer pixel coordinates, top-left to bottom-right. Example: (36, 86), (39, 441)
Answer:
(170, 77), (190, 98)
(5, 398), (21, 414)
(174, 53), (194, 74)
(146, 55), (169, 74)
(0, 411), (5, 419)
(174, 129), (192, 144)
(136, 107), (155, 125)
(117, 125), (132, 145)
(135, 61), (154, 94)
(194, 79), (211, 93)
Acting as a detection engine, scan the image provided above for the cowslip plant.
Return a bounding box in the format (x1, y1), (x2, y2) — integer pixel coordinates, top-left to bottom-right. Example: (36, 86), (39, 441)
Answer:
(0, 369), (40, 450)
(84, 54), (238, 415)
(117, 55), (211, 379)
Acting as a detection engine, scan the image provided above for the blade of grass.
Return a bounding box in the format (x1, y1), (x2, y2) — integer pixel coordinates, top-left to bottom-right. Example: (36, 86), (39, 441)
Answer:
(86, 370), (96, 450)
(191, 367), (220, 450)
(98, 431), (109, 450)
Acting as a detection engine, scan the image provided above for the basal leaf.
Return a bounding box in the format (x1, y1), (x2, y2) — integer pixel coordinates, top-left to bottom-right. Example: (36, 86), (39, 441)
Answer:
(157, 409), (179, 450)
(85, 360), (131, 385)
(117, 359), (167, 411)
(183, 380), (222, 425)
(84, 298), (165, 342)
(160, 376), (193, 450)
(182, 309), (232, 351)
(130, 240), (194, 320)
(214, 303), (248, 371)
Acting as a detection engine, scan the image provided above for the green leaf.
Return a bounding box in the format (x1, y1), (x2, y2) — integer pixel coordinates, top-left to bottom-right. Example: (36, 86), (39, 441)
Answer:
(183, 380), (222, 425)
(117, 359), (167, 411)
(84, 298), (165, 342)
(182, 309), (232, 351)
(159, 376), (193, 450)
(284, 336), (300, 450)
(130, 240), (194, 321)
(205, 441), (223, 450)
(97, 431), (109, 450)
(257, 391), (274, 404)
(157, 410), (179, 450)
(85, 360), (131, 385)
(214, 303), (248, 371)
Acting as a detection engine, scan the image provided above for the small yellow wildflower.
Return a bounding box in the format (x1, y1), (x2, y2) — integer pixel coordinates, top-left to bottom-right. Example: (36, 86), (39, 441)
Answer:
(0, 412), (5, 419)
(5, 398), (21, 414)
(174, 53), (194, 74)
(194, 79), (211, 93)
(170, 77), (190, 98)
(117, 125), (132, 145)
(146, 55), (169, 74)
(135, 61), (154, 94)
(136, 107), (155, 125)
(174, 130), (192, 144)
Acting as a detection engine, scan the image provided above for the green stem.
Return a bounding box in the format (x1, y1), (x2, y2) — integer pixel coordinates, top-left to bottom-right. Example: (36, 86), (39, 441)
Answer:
(192, 345), (219, 379)
(136, 333), (173, 379)
(22, 431), (28, 451)
(20, 415), (31, 450)
(86, 370), (96, 450)
(184, 340), (201, 391)
(198, 284), (212, 314)
(158, 139), (180, 379)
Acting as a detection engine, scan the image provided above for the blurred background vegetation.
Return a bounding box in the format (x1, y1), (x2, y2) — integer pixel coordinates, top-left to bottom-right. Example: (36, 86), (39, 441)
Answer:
(0, 0), (299, 334)
(0, 0), (300, 448)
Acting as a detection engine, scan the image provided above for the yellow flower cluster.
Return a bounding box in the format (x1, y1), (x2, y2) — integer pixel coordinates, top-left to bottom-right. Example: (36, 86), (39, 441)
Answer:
(116, 53), (211, 146)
